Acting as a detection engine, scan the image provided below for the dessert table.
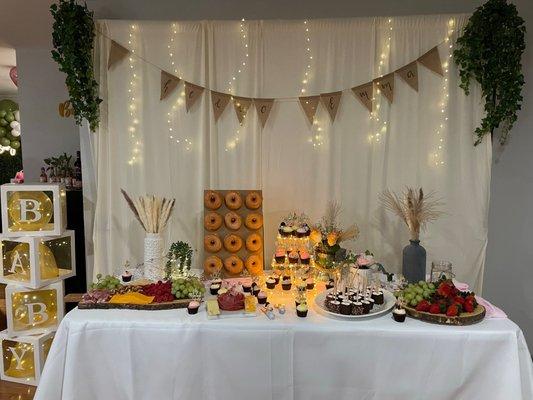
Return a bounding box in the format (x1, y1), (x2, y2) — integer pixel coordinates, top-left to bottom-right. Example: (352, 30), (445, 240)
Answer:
(35, 302), (533, 400)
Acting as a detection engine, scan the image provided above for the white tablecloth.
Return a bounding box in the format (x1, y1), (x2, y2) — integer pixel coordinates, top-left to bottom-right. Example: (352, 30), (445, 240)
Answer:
(35, 304), (533, 400)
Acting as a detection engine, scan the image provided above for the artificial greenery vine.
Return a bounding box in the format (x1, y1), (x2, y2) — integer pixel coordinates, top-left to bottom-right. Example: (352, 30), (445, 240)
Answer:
(453, 0), (525, 145)
(165, 242), (193, 279)
(51, 0), (101, 131)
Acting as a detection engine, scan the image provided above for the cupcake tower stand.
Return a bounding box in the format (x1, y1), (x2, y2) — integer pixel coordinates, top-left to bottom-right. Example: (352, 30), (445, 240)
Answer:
(0, 183), (76, 386)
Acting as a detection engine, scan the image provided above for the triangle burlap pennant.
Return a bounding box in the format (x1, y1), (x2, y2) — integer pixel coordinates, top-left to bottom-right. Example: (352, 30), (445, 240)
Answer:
(418, 46), (444, 76)
(254, 98), (275, 128)
(184, 82), (205, 112)
(107, 40), (130, 70)
(320, 91), (343, 122)
(298, 96), (320, 125)
(211, 91), (231, 121)
(233, 96), (252, 124)
(395, 61), (419, 92)
(351, 82), (374, 112)
(373, 73), (395, 103)
(160, 71), (181, 100)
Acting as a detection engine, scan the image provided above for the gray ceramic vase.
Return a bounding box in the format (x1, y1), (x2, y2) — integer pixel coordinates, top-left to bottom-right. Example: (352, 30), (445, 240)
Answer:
(402, 239), (426, 283)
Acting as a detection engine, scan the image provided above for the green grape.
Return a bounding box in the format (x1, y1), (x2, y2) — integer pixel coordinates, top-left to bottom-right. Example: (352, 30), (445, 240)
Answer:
(428, 283), (435, 290)
(405, 293), (414, 300)
(410, 299), (418, 307)
(415, 295), (423, 302)
(418, 280), (425, 286)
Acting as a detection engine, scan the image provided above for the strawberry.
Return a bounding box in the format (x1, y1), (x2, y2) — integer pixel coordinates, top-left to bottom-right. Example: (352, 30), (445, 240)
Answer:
(454, 296), (465, 305)
(464, 300), (474, 313)
(416, 300), (431, 312)
(446, 304), (459, 317)
(429, 304), (441, 314)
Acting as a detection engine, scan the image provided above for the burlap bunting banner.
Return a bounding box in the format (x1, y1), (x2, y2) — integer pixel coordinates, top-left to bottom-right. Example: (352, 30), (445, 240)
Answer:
(320, 91), (342, 122)
(374, 73), (394, 103)
(233, 96), (252, 124)
(107, 40), (130, 70)
(396, 62), (418, 92)
(184, 82), (205, 112)
(351, 82), (374, 112)
(160, 71), (181, 100)
(418, 47), (443, 76)
(211, 91), (231, 121)
(254, 99), (274, 128)
(298, 96), (320, 125)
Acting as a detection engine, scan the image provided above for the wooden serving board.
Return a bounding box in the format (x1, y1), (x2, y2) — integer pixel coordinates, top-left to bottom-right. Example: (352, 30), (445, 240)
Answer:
(404, 304), (486, 325)
(78, 298), (192, 310)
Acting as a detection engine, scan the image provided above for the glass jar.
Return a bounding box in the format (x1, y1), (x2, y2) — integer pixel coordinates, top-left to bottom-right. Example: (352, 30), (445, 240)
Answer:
(430, 261), (454, 282)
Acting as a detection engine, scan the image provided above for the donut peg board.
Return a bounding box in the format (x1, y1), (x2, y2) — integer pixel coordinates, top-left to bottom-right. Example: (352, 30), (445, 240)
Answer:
(203, 190), (264, 278)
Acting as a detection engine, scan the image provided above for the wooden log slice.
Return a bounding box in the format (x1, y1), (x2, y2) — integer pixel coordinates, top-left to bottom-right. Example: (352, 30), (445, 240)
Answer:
(404, 304), (486, 325)
(78, 298), (193, 310)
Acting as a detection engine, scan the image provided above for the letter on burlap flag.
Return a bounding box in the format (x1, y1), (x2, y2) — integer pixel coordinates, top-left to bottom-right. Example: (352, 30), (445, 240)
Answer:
(373, 73), (394, 103)
(396, 62), (418, 92)
(211, 91), (231, 121)
(320, 91), (343, 122)
(299, 96), (320, 125)
(233, 96), (252, 124)
(184, 82), (205, 112)
(254, 99), (274, 128)
(160, 71), (180, 100)
(418, 46), (443, 76)
(351, 82), (373, 112)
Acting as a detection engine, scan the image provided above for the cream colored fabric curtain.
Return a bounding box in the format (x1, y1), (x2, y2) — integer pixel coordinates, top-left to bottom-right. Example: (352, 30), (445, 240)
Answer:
(89, 15), (490, 291)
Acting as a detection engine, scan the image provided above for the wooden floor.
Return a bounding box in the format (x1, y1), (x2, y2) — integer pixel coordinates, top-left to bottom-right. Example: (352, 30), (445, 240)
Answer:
(0, 381), (35, 400)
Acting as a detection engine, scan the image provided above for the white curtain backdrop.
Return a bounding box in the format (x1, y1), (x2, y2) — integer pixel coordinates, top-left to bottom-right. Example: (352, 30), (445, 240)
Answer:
(88, 15), (491, 291)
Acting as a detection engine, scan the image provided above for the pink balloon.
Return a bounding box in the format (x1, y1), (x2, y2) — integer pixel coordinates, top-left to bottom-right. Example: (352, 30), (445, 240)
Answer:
(9, 67), (17, 87)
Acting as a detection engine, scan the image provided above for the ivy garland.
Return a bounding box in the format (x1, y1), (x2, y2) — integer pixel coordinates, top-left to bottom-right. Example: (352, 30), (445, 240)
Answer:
(453, 0), (525, 145)
(51, 0), (101, 132)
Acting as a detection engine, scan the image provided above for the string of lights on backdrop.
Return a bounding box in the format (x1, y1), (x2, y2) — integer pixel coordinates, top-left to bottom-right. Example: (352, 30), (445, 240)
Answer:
(104, 19), (450, 132)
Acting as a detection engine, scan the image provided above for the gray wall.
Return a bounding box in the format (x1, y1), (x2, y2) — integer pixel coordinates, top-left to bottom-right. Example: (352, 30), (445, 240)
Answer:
(17, 48), (79, 182)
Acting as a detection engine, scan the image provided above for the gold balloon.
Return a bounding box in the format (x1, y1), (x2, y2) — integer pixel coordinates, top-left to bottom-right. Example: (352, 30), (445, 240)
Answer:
(7, 243), (59, 281)
(3, 340), (35, 379)
(7, 191), (53, 232)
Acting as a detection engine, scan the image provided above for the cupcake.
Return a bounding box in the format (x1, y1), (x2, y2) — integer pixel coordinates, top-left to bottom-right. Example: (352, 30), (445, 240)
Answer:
(282, 226), (293, 237)
(212, 278), (223, 286)
(372, 291), (384, 305)
(306, 278), (315, 290)
(275, 248), (286, 264)
(210, 283), (221, 295)
(278, 222), (286, 235)
(296, 227), (306, 238)
(121, 271), (132, 282)
(352, 301), (364, 315)
(187, 300), (200, 315)
(266, 278), (276, 289)
(281, 278), (292, 291)
(303, 224), (311, 237)
(288, 250), (299, 264)
(257, 291), (267, 304)
(340, 301), (352, 315)
(272, 273), (280, 284)
(299, 250), (310, 265)
(296, 303), (308, 317)
(242, 282), (252, 293)
(252, 285), (261, 296)
(393, 307), (406, 322)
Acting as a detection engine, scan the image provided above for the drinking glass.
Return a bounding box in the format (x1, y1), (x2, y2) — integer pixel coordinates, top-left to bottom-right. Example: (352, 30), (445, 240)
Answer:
(430, 261), (454, 282)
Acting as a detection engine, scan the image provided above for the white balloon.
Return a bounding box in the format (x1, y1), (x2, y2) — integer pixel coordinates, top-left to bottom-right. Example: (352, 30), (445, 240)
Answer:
(10, 121), (19, 129)
(14, 110), (20, 122)
(10, 129), (20, 137)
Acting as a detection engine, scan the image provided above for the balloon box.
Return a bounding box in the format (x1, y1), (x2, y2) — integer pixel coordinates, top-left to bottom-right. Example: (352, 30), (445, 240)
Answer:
(0, 231), (76, 288)
(0, 183), (67, 237)
(5, 282), (65, 337)
(0, 329), (54, 386)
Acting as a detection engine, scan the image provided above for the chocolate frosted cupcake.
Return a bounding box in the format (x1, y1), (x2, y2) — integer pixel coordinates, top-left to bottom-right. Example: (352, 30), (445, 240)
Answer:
(340, 301), (352, 315)
(351, 301), (364, 315)
(372, 291), (384, 305)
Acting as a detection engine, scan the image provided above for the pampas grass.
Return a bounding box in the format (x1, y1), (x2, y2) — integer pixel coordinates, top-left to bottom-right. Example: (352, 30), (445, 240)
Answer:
(315, 200), (359, 244)
(121, 189), (175, 234)
(379, 187), (443, 240)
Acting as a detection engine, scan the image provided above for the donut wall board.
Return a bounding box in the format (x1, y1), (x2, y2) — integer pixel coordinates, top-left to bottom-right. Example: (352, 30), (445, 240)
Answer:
(203, 190), (264, 278)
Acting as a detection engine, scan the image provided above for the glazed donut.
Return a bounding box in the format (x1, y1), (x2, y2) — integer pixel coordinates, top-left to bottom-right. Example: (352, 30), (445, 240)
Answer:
(245, 233), (263, 252)
(204, 190), (222, 210)
(224, 211), (242, 230)
(245, 254), (263, 276)
(204, 256), (223, 275)
(224, 255), (244, 275)
(223, 234), (243, 252)
(204, 212), (223, 231)
(225, 192), (243, 210)
(245, 213), (263, 230)
(204, 234), (222, 253)
(245, 191), (262, 210)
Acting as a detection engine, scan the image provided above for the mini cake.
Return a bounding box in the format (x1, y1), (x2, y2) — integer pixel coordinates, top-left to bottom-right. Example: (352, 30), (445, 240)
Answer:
(281, 278), (292, 291)
(328, 300), (341, 313)
(296, 227), (307, 238)
(352, 301), (364, 315)
(361, 300), (371, 314)
(242, 282), (252, 293)
(393, 307), (406, 322)
(299, 250), (310, 265)
(296, 303), (308, 317)
(306, 278), (315, 290)
(288, 250), (299, 264)
(122, 271), (132, 282)
(210, 283), (220, 295)
(275, 248), (286, 264)
(187, 300), (200, 315)
(326, 279), (335, 289)
(266, 277), (276, 289)
(340, 301), (352, 315)
(367, 297), (375, 310)
(372, 291), (384, 305)
(257, 291), (267, 304)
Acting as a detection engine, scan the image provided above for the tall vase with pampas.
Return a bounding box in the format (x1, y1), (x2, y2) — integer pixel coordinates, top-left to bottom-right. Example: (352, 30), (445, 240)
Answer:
(121, 189), (175, 281)
(379, 188), (442, 283)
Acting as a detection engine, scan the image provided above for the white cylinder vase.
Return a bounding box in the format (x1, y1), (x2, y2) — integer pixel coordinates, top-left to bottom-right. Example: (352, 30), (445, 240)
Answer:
(144, 233), (165, 281)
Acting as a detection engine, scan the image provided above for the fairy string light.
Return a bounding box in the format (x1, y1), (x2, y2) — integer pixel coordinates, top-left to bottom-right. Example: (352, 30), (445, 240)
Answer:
(127, 24), (141, 165)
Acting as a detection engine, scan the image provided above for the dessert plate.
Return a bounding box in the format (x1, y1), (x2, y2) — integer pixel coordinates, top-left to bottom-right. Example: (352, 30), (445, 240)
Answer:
(314, 289), (395, 320)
